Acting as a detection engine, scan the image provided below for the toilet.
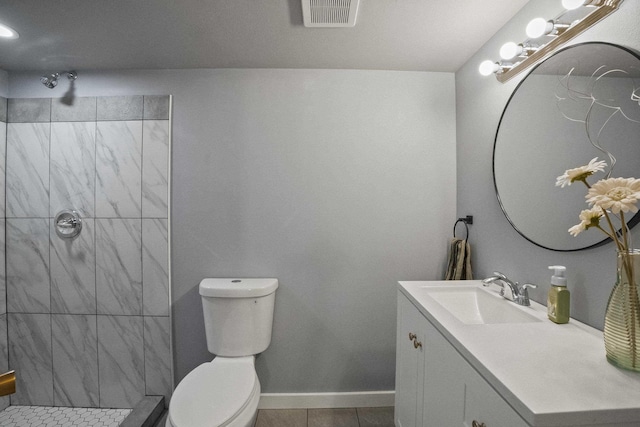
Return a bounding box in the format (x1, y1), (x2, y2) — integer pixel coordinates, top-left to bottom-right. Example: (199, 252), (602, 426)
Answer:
(167, 278), (278, 427)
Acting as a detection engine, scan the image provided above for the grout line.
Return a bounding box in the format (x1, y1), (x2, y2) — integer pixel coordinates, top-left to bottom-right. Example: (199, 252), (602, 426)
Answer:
(94, 111), (101, 408)
(47, 106), (54, 406)
(3, 103), (8, 408)
(3, 310), (167, 317)
(2, 97), (170, 411)
(141, 115), (145, 317)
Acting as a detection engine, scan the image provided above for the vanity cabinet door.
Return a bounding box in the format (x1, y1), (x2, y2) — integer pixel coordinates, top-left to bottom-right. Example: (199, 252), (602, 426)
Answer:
(396, 291), (530, 427)
(422, 318), (466, 426)
(417, 298), (530, 427)
(463, 362), (530, 427)
(395, 294), (426, 427)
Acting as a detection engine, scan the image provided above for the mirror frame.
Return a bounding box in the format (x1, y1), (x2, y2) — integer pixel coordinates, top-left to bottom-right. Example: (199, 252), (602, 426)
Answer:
(492, 42), (640, 252)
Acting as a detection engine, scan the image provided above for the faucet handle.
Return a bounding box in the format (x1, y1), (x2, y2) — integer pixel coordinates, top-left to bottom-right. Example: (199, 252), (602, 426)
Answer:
(516, 283), (537, 306)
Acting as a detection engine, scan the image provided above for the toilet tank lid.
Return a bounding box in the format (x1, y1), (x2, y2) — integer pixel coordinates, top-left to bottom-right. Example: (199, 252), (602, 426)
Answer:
(199, 278), (279, 298)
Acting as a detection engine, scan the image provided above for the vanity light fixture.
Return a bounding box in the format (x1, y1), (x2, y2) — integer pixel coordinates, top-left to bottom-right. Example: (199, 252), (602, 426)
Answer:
(499, 42), (538, 60)
(0, 22), (19, 39)
(525, 17), (570, 38)
(478, 60), (513, 76)
(479, 0), (624, 83)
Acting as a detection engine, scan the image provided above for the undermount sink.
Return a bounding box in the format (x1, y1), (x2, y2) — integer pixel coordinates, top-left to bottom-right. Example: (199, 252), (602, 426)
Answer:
(422, 286), (542, 325)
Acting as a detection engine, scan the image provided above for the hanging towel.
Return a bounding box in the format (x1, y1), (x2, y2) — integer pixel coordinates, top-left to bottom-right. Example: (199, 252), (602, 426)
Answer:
(445, 238), (473, 280)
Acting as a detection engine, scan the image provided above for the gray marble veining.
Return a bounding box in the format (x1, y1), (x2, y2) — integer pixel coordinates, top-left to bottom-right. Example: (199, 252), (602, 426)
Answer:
(6, 219), (50, 313)
(50, 121), (96, 218)
(143, 96), (171, 120)
(97, 315), (145, 408)
(0, 315), (6, 370)
(51, 97), (97, 122)
(0, 220), (5, 316)
(0, 315), (7, 412)
(144, 316), (172, 405)
(0, 121), (6, 219)
(8, 313), (53, 405)
(7, 98), (51, 123)
(142, 120), (169, 218)
(1, 94), (173, 411)
(142, 219), (169, 316)
(97, 96), (143, 121)
(6, 123), (50, 217)
(96, 121), (142, 217)
(52, 314), (99, 407)
(51, 218), (96, 314)
(96, 219), (142, 315)
(0, 96), (7, 122)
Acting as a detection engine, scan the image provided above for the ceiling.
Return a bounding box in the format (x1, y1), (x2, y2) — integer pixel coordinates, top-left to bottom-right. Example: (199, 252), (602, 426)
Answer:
(0, 0), (530, 72)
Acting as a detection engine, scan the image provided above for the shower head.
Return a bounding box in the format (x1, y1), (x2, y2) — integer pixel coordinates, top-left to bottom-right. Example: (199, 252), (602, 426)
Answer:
(40, 73), (60, 89)
(40, 71), (77, 89)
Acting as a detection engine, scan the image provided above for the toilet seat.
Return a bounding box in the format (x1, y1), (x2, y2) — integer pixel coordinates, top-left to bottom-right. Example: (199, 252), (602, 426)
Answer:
(168, 356), (259, 427)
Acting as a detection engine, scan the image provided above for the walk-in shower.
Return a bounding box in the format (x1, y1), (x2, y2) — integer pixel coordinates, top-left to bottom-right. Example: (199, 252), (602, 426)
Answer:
(0, 94), (172, 426)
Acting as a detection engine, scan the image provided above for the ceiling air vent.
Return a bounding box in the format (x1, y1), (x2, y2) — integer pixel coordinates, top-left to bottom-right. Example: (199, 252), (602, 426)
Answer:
(302, 0), (360, 28)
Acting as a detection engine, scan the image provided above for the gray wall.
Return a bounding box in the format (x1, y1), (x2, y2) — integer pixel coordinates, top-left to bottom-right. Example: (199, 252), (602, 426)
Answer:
(8, 69), (457, 392)
(456, 0), (640, 329)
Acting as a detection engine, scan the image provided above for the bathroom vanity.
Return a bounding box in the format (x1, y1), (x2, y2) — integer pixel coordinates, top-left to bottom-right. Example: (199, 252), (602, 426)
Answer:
(395, 280), (640, 427)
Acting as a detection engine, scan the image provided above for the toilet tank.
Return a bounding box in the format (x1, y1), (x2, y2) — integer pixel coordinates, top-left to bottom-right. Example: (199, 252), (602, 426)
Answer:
(199, 278), (278, 357)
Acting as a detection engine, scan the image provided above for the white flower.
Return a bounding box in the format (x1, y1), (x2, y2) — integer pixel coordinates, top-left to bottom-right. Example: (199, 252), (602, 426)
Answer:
(586, 177), (640, 214)
(556, 157), (607, 188)
(568, 207), (604, 236)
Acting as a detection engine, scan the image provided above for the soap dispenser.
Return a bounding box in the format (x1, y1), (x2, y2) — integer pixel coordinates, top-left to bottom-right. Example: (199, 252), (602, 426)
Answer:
(547, 265), (570, 324)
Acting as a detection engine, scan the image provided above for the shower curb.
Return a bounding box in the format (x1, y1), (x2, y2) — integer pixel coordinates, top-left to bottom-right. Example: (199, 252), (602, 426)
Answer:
(121, 396), (165, 427)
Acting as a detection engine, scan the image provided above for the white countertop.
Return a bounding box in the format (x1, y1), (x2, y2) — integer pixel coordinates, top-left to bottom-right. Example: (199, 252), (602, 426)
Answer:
(398, 280), (640, 427)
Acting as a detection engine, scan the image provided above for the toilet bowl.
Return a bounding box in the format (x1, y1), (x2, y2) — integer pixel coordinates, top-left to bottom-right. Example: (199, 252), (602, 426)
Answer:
(167, 356), (260, 427)
(167, 278), (278, 427)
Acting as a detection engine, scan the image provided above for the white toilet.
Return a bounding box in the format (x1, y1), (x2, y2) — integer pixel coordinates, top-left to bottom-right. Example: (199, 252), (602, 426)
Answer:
(167, 278), (278, 427)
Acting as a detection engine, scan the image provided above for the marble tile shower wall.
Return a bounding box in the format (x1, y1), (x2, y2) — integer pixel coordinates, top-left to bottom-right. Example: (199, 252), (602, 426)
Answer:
(0, 95), (171, 410)
(0, 97), (7, 413)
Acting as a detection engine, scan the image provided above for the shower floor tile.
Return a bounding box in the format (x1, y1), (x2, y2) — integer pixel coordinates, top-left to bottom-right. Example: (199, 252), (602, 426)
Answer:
(0, 405), (132, 426)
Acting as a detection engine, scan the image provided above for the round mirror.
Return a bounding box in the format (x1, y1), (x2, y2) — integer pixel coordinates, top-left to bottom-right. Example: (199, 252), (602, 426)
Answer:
(493, 42), (640, 251)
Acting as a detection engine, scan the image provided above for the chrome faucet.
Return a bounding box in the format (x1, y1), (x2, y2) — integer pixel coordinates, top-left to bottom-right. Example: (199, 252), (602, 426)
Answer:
(482, 271), (537, 306)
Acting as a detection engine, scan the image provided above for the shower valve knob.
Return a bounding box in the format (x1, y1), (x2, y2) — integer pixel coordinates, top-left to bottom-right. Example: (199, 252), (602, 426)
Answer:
(55, 210), (82, 239)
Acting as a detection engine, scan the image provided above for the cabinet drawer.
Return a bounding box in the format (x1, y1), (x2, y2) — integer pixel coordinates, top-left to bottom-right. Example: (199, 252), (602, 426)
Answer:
(464, 367), (529, 427)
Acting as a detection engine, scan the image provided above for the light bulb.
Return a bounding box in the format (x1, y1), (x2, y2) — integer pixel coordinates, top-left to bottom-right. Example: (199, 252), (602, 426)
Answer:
(0, 23), (18, 39)
(500, 42), (522, 60)
(526, 18), (553, 38)
(562, 0), (586, 9)
(479, 60), (498, 76)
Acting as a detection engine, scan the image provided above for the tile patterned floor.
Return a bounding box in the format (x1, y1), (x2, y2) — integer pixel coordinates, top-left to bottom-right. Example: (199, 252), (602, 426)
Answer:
(254, 407), (394, 427)
(0, 405), (132, 427)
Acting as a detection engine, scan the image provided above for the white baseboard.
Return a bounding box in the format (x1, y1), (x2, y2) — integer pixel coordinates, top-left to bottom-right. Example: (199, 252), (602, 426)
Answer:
(258, 391), (395, 409)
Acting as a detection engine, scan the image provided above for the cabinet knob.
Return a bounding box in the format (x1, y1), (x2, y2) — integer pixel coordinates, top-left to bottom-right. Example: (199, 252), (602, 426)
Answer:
(408, 332), (417, 341)
(472, 421), (486, 427)
(413, 339), (422, 349)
